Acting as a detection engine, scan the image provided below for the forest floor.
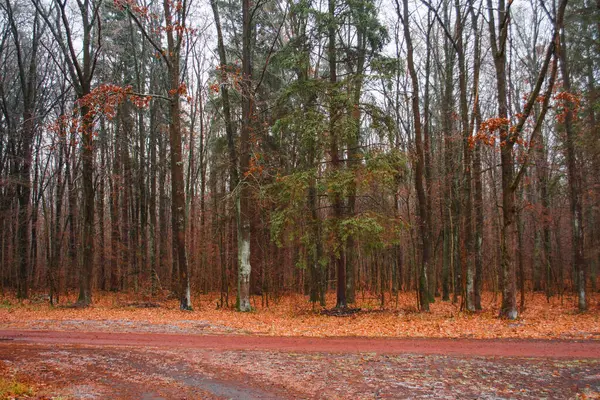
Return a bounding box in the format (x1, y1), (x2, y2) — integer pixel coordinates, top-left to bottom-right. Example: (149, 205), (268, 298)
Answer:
(1, 291), (600, 399)
(1, 291), (599, 339)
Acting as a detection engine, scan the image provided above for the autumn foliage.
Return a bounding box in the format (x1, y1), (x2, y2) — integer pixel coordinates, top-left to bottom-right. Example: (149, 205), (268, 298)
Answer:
(2, 291), (599, 340)
(77, 84), (152, 119)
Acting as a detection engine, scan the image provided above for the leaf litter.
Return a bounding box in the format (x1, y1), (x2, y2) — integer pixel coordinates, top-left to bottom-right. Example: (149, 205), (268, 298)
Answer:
(1, 291), (599, 340)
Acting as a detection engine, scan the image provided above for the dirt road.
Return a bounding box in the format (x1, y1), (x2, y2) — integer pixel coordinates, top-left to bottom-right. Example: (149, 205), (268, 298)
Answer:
(2, 330), (600, 399)
(2, 329), (600, 358)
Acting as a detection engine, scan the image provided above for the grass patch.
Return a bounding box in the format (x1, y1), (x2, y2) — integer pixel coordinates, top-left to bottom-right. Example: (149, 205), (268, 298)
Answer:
(0, 299), (12, 309)
(0, 377), (34, 399)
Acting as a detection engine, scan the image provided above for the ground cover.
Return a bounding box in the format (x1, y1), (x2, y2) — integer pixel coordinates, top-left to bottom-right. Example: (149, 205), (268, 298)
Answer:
(1, 291), (598, 339)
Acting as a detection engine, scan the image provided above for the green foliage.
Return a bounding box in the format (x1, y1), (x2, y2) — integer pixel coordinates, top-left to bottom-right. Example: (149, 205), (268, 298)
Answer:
(325, 169), (355, 198)
(270, 170), (313, 206)
(361, 103), (397, 144)
(340, 214), (384, 248)
(363, 148), (408, 188)
(0, 378), (34, 399)
(247, 0), (401, 271)
(370, 55), (403, 78)
(346, 0), (389, 52)
(267, 170), (314, 245)
(269, 209), (289, 246)
(272, 103), (326, 153)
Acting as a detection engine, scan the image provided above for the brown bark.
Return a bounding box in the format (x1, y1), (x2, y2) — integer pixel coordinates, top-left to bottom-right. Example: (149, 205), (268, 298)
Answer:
(397, 0), (430, 311)
(487, 0), (566, 318)
(164, 0), (191, 310)
(470, 2), (484, 311)
(454, 0), (474, 311)
(6, 0), (40, 299)
(558, 29), (586, 311)
(110, 116), (122, 292)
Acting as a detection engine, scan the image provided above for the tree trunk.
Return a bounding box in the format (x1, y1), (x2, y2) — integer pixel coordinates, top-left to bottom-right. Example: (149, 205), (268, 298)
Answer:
(558, 29), (586, 311)
(329, 0), (346, 309)
(440, 0), (454, 302)
(488, 0), (517, 319)
(455, 0), (474, 311)
(78, 101), (94, 306)
(164, 0), (191, 310)
(399, 0), (430, 311)
(110, 116), (121, 291)
(237, 0), (253, 311)
(16, 110), (33, 300)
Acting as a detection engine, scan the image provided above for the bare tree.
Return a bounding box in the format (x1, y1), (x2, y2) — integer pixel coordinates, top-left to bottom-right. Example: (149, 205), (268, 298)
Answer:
(32, 0), (103, 306)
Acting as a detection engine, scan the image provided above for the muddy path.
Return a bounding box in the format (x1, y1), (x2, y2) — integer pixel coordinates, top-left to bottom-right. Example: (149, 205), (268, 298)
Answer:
(1, 343), (298, 399)
(2, 330), (600, 399)
(1, 329), (600, 358)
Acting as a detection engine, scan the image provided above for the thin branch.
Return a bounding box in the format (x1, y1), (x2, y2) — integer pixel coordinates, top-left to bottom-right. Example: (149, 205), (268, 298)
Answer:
(125, 5), (171, 69)
(511, 54), (557, 192)
(253, 2), (288, 95)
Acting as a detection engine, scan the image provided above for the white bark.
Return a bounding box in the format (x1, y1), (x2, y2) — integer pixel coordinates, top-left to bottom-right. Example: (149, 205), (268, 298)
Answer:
(238, 237), (251, 311)
(236, 195), (252, 312)
(466, 268), (475, 311)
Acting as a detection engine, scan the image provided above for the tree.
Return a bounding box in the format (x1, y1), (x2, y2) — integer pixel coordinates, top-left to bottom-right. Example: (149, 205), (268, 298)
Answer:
(33, 0), (103, 306)
(236, 0), (254, 312)
(2, 0), (41, 299)
(558, 21), (586, 311)
(396, 0), (431, 311)
(124, 0), (192, 309)
(486, 0), (567, 319)
(0, 0), (593, 318)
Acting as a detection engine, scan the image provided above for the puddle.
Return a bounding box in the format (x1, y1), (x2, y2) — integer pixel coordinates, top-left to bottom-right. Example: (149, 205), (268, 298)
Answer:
(176, 373), (281, 399)
(140, 393), (167, 400)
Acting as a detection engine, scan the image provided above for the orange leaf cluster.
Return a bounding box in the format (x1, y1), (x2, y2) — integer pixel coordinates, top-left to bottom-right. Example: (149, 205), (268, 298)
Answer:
(168, 83), (187, 97)
(471, 117), (511, 148)
(245, 152), (266, 178)
(554, 91), (581, 123)
(480, 117), (510, 133)
(47, 85), (152, 144)
(77, 84), (151, 121)
(213, 64), (244, 93)
(113, 0), (148, 16)
(209, 83), (220, 94)
(47, 114), (79, 137)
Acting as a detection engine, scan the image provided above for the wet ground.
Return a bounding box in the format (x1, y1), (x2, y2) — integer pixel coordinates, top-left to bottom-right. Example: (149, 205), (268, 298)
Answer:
(1, 330), (600, 399)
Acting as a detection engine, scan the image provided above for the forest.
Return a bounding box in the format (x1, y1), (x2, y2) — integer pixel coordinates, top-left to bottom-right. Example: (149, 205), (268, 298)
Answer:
(0, 0), (598, 322)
